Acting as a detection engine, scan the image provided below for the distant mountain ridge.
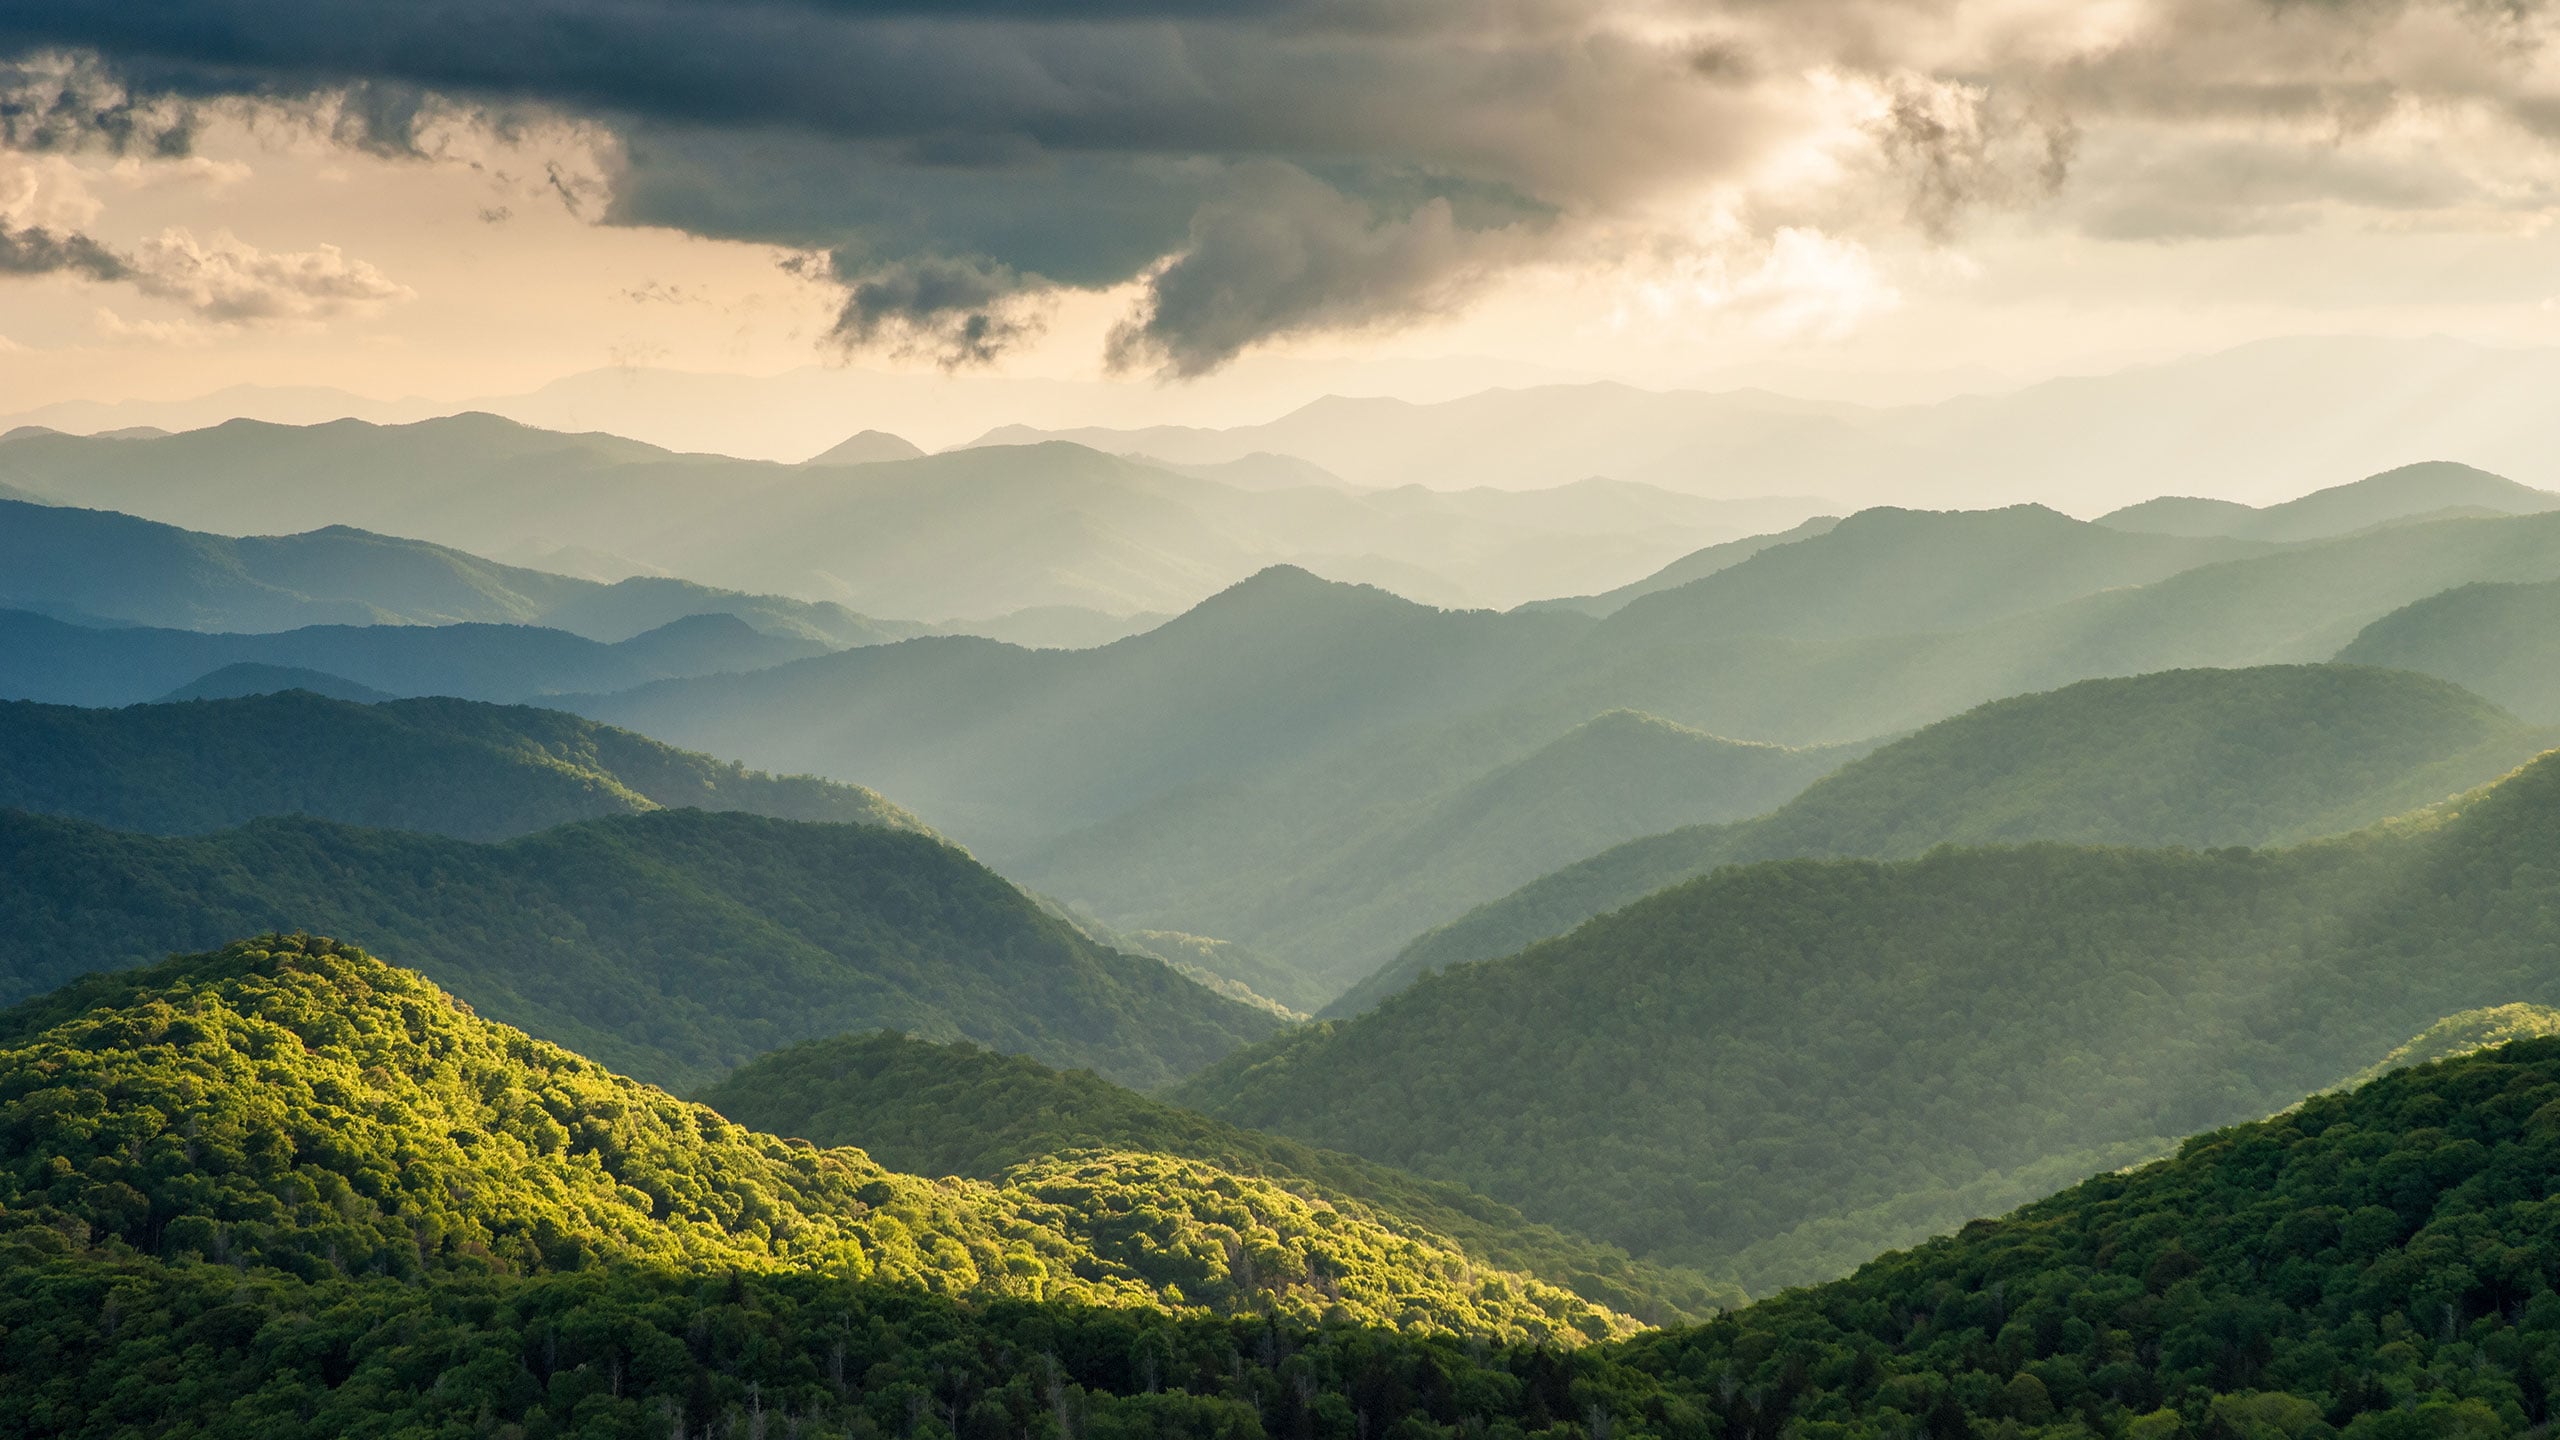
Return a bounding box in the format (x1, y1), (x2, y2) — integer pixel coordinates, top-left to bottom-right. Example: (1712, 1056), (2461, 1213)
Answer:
(0, 608), (832, 708)
(2098, 460), (2560, 541)
(0, 415), (1817, 616)
(0, 689), (925, 841)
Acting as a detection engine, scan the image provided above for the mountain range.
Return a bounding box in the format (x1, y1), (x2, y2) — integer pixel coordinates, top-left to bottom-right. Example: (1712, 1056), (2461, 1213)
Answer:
(0, 416), (1817, 617)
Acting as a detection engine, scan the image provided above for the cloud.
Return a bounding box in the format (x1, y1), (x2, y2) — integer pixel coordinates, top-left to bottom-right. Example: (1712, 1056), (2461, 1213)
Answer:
(5, 0), (2560, 367)
(122, 226), (412, 323)
(1108, 162), (1534, 376)
(0, 221), (126, 279)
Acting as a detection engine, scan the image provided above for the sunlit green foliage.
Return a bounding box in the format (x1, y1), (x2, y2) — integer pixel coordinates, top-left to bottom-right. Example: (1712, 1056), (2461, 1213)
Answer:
(14, 982), (2560, 1440)
(0, 808), (1276, 1090)
(0, 936), (1630, 1351)
(703, 1030), (1742, 1324)
(2341, 579), (2560, 723)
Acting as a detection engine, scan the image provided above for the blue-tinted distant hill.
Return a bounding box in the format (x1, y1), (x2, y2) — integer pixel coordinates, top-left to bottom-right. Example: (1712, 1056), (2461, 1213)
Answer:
(0, 493), (912, 644)
(0, 608), (829, 707)
(157, 662), (391, 703)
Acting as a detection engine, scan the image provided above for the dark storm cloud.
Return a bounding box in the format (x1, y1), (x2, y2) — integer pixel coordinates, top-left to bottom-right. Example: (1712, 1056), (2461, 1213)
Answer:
(5, 0), (2560, 368)
(0, 222), (130, 280)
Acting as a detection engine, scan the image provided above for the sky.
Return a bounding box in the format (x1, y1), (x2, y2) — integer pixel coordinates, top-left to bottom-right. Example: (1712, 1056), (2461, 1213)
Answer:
(6, 0), (2560, 454)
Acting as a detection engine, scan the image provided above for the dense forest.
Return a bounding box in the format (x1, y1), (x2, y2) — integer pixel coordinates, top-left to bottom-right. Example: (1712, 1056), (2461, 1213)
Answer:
(0, 690), (924, 840)
(702, 1031), (1740, 1323)
(0, 808), (1275, 1091)
(14, 934), (2560, 1440)
(1351, 664), (2555, 1013)
(1182, 745), (2560, 1290)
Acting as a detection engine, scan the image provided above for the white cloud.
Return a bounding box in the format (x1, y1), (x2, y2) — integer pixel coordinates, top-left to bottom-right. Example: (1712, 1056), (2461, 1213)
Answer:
(126, 227), (413, 324)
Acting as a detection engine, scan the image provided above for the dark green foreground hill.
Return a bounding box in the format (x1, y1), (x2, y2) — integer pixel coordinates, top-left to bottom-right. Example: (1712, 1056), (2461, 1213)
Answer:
(0, 807), (1275, 1090)
(12, 936), (2560, 1439)
(0, 689), (924, 841)
(703, 1030), (1740, 1323)
(1349, 663), (2555, 1013)
(1185, 742), (2560, 1291)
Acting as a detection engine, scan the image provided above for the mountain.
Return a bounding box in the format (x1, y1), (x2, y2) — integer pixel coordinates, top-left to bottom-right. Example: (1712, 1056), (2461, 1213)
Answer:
(972, 335), (2560, 509)
(157, 662), (391, 703)
(1519, 515), (1841, 617)
(0, 690), (924, 841)
(0, 936), (1625, 1369)
(579, 567), (1599, 854)
(1349, 664), (2558, 1013)
(15, 937), (2560, 1438)
(2332, 1003), (2560, 1090)
(1021, 710), (1855, 1003)
(2339, 578), (2560, 721)
(803, 428), (925, 464)
(1178, 742), (2560, 1290)
(0, 807), (1277, 1091)
(0, 608), (832, 707)
(0, 493), (913, 643)
(701, 1030), (1741, 1323)
(0, 416), (1821, 616)
(2098, 460), (2560, 541)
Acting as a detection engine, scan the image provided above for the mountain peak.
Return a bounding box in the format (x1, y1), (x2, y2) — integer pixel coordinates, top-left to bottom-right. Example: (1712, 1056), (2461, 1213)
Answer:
(803, 428), (927, 465)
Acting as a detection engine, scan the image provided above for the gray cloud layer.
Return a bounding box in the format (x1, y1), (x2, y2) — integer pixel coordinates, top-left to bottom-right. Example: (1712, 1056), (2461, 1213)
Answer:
(4, 0), (2559, 368)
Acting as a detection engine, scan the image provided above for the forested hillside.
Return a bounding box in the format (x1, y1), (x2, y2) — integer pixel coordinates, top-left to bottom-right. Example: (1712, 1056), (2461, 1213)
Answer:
(2340, 578), (2560, 721)
(1355, 664), (2555, 1011)
(0, 493), (908, 643)
(702, 1031), (1742, 1323)
(0, 938), (1626, 1386)
(15, 939), (2560, 1438)
(0, 607), (829, 706)
(0, 690), (922, 840)
(0, 808), (1276, 1090)
(1024, 710), (1853, 1003)
(1182, 744), (2560, 1291)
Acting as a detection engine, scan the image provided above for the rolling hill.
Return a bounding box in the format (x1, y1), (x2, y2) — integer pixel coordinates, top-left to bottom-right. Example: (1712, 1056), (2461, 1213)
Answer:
(2339, 577), (2560, 722)
(0, 493), (910, 644)
(0, 807), (1277, 1091)
(2099, 460), (2560, 541)
(1178, 741), (2560, 1291)
(0, 690), (923, 841)
(0, 608), (830, 707)
(12, 932), (2560, 1434)
(0, 935), (1624, 1360)
(1345, 664), (2559, 1013)
(701, 1030), (1741, 1323)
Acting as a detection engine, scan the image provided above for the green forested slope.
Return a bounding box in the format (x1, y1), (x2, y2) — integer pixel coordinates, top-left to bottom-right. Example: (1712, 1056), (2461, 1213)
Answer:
(0, 690), (923, 841)
(0, 937), (1622, 1368)
(1184, 745), (2560, 1291)
(1025, 710), (1851, 1004)
(156, 661), (392, 703)
(0, 808), (1276, 1091)
(16, 958), (2560, 1440)
(1349, 665), (2555, 1013)
(2340, 579), (2560, 721)
(702, 1031), (1742, 1323)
